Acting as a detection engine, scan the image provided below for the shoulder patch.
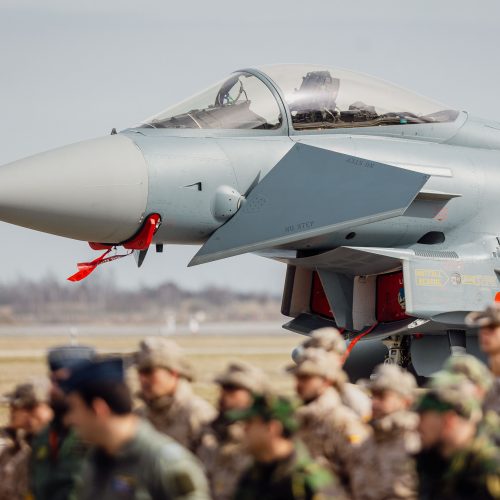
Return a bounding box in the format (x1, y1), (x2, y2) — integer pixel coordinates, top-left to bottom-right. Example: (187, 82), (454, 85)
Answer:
(348, 433), (362, 445)
(173, 472), (196, 496)
(303, 464), (334, 491)
(111, 475), (136, 494)
(35, 445), (49, 460)
(487, 474), (500, 498)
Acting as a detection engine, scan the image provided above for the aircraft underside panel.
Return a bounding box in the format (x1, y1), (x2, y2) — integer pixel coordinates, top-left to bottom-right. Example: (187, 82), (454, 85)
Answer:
(280, 252), (495, 379)
(190, 143), (429, 266)
(403, 255), (500, 323)
(280, 245), (500, 331)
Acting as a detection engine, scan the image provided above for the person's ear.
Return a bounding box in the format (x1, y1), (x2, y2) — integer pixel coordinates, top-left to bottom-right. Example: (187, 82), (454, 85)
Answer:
(402, 396), (413, 410)
(269, 419), (284, 438)
(92, 398), (112, 418)
(168, 370), (181, 387)
(442, 411), (456, 430)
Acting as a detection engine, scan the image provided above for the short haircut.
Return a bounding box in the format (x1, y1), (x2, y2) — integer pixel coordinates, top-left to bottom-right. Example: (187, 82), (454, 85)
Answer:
(74, 381), (133, 415)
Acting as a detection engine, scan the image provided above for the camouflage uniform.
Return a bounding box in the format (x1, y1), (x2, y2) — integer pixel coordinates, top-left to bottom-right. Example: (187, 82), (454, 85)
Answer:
(417, 430), (500, 500)
(415, 373), (500, 500)
(466, 306), (500, 414)
(0, 427), (30, 500)
(297, 327), (372, 421)
(30, 345), (95, 500)
(77, 419), (210, 500)
(288, 348), (370, 494)
(351, 365), (419, 500)
(484, 377), (500, 414)
(137, 379), (216, 452)
(0, 381), (53, 500)
(341, 383), (372, 423)
(197, 361), (268, 500)
(443, 354), (500, 445)
(234, 441), (344, 500)
(230, 393), (345, 500)
(30, 425), (86, 500)
(198, 418), (250, 500)
(135, 338), (216, 451)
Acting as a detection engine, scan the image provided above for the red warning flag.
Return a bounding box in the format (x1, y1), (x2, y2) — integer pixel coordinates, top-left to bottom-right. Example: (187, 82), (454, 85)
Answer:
(67, 249), (132, 282)
(68, 214), (161, 282)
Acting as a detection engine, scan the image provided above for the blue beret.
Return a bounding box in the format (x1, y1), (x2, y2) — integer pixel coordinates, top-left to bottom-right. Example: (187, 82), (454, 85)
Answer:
(47, 345), (96, 372)
(61, 358), (125, 394)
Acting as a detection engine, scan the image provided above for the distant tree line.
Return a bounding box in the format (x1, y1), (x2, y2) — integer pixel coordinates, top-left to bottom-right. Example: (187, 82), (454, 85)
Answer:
(0, 274), (282, 324)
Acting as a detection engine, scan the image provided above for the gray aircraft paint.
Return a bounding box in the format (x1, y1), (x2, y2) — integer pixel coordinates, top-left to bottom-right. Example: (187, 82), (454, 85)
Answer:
(1, 64), (500, 375)
(0, 135), (148, 242)
(190, 144), (429, 265)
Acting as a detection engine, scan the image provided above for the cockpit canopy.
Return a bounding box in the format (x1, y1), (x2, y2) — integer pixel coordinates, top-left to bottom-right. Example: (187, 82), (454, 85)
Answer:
(140, 64), (459, 131)
(141, 72), (282, 130)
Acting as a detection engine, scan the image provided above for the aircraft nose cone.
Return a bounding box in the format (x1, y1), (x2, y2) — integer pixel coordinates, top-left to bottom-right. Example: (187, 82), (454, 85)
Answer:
(0, 135), (148, 243)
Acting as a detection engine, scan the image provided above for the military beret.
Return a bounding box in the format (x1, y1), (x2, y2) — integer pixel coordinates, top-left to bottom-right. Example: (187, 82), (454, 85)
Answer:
(416, 372), (482, 421)
(47, 345), (96, 372)
(287, 348), (347, 384)
(134, 337), (194, 381)
(466, 304), (500, 328)
(215, 361), (268, 394)
(362, 364), (417, 398)
(228, 392), (298, 433)
(61, 357), (125, 394)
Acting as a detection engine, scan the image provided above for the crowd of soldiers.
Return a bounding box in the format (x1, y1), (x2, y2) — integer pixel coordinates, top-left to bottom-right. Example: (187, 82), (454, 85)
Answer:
(0, 304), (499, 499)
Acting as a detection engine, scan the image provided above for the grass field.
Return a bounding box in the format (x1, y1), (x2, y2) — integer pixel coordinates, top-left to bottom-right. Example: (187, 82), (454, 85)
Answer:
(0, 330), (304, 425)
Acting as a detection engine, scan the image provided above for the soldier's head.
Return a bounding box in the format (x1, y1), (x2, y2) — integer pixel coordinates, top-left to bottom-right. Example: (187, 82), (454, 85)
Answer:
(47, 345), (96, 417)
(416, 373), (482, 455)
(229, 393), (297, 460)
(64, 358), (133, 446)
(302, 327), (346, 355)
(134, 338), (193, 400)
(363, 364), (416, 420)
(215, 361), (268, 412)
(3, 380), (53, 435)
(287, 348), (346, 403)
(3, 383), (35, 431)
(466, 304), (500, 358)
(443, 354), (493, 400)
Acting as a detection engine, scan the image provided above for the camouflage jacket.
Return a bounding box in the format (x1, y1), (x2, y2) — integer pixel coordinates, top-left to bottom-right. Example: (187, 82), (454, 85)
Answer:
(137, 380), (216, 453)
(480, 410), (500, 447)
(233, 440), (346, 500)
(196, 415), (252, 500)
(483, 377), (500, 414)
(416, 433), (500, 500)
(351, 411), (420, 500)
(0, 428), (31, 500)
(295, 387), (370, 494)
(340, 383), (372, 422)
(30, 422), (87, 500)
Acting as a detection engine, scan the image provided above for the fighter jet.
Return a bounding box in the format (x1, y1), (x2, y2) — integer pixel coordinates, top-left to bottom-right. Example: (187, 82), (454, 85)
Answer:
(1, 64), (498, 378)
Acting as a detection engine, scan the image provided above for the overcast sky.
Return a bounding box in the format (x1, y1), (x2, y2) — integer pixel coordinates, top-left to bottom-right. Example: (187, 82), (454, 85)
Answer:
(0, 0), (499, 293)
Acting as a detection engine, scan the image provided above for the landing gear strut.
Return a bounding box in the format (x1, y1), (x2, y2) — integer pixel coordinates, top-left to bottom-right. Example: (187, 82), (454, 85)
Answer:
(447, 329), (467, 357)
(382, 335), (411, 368)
